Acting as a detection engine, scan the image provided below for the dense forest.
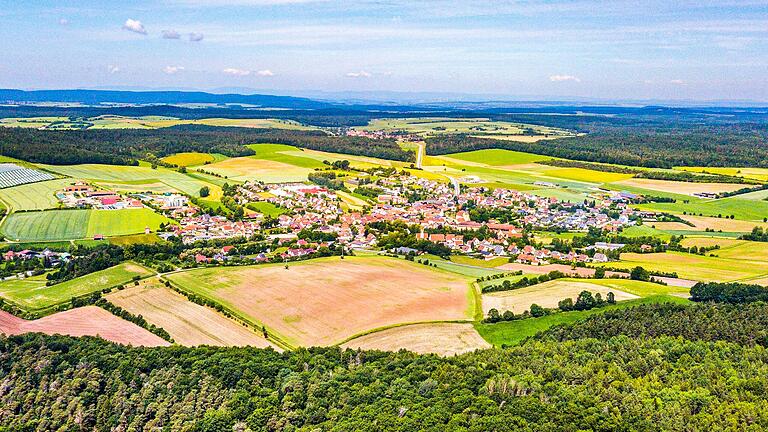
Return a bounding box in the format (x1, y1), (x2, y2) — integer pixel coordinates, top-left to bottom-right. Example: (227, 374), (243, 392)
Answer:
(426, 125), (768, 168)
(0, 126), (413, 165)
(536, 302), (768, 346)
(3, 331), (768, 431)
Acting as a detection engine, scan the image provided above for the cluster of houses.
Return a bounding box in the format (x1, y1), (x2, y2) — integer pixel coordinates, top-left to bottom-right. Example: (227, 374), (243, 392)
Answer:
(57, 182), (143, 210)
(150, 168), (645, 263)
(3, 249), (71, 264)
(163, 214), (261, 244)
(133, 193), (197, 219)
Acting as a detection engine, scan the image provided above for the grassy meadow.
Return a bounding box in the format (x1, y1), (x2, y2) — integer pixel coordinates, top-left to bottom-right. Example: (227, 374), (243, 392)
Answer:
(1, 208), (171, 241)
(0, 262), (154, 310)
(475, 295), (691, 347)
(0, 178), (73, 211)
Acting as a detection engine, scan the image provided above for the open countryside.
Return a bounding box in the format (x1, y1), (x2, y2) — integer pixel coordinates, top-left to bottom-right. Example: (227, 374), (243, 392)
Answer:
(3, 1), (768, 424)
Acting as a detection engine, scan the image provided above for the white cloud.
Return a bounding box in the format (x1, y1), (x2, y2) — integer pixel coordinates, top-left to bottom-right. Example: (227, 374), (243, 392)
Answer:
(58, 18), (69, 26)
(549, 74), (581, 82)
(163, 65), (184, 74)
(189, 32), (204, 42)
(162, 29), (181, 39)
(122, 19), (147, 35)
(223, 68), (251, 76)
(670, 79), (685, 84)
(346, 70), (372, 78)
(256, 69), (274, 76)
(108, 65), (120, 74)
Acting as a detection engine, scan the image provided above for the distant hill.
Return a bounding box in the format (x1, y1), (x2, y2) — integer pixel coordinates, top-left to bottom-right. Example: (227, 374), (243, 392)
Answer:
(0, 89), (333, 110)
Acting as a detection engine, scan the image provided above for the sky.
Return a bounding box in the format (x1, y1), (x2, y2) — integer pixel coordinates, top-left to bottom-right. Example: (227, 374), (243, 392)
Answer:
(1, 0), (767, 102)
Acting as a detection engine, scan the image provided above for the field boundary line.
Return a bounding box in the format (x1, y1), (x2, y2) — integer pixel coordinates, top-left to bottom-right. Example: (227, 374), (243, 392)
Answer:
(333, 319), (476, 347)
(160, 276), (294, 351)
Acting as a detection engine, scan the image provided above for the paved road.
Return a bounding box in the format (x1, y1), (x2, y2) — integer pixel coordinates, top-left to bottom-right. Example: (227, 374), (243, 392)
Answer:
(416, 142), (424, 169)
(448, 176), (460, 196)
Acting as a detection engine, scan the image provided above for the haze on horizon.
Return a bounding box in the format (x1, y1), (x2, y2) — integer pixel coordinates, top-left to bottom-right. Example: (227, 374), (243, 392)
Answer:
(2, 0), (767, 102)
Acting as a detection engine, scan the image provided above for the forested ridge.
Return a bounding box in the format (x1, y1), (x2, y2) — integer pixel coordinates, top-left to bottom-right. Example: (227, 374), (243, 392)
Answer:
(0, 126), (414, 165)
(426, 125), (768, 168)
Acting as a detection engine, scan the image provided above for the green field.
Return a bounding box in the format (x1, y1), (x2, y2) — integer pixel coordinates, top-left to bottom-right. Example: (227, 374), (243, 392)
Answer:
(247, 201), (287, 217)
(597, 251), (768, 282)
(361, 118), (573, 139)
(161, 152), (216, 167)
(0, 178), (73, 211)
(620, 224), (673, 240)
(417, 254), (506, 278)
(0, 262), (154, 310)
(678, 166), (768, 182)
(475, 295), (690, 347)
(39, 163), (221, 199)
(439, 149), (550, 166)
(1, 208), (171, 241)
(680, 237), (768, 262)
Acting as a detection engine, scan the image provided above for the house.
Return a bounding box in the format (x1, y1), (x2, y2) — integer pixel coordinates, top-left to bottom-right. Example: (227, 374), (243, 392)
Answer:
(195, 254), (210, 263)
(592, 253), (609, 262)
(221, 245), (235, 255)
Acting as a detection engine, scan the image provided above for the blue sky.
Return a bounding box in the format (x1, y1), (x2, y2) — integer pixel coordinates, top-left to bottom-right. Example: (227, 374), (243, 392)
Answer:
(1, 0), (767, 101)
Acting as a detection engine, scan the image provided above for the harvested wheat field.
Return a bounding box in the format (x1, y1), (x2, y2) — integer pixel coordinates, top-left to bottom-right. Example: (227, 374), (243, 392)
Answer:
(498, 262), (597, 277)
(0, 306), (169, 347)
(167, 256), (472, 347)
(107, 281), (276, 348)
(202, 157), (310, 182)
(482, 280), (638, 315)
(342, 323), (491, 356)
(652, 215), (768, 232)
(615, 178), (747, 196)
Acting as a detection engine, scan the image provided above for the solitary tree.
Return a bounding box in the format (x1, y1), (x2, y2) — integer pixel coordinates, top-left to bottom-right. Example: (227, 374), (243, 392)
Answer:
(630, 266), (651, 281)
(199, 186), (210, 198)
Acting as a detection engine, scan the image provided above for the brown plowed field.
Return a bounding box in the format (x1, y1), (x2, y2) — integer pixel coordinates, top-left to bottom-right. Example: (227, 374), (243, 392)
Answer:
(107, 281), (276, 348)
(0, 306), (169, 347)
(342, 323), (491, 356)
(167, 256), (473, 347)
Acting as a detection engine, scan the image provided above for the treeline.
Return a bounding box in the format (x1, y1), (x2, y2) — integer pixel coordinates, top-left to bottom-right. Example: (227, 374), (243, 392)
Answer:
(741, 227), (768, 241)
(239, 127), (415, 162)
(0, 127), (256, 165)
(690, 281), (768, 303)
(6, 332), (768, 430)
(0, 126), (414, 166)
(541, 159), (757, 184)
(535, 302), (768, 347)
(45, 244), (125, 285)
(70, 292), (173, 342)
(426, 126), (768, 168)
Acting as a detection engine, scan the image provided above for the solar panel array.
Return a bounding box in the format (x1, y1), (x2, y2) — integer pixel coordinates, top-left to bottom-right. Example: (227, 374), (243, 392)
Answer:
(0, 163), (54, 188)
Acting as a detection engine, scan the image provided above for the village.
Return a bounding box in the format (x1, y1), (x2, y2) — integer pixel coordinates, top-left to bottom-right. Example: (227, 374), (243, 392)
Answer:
(160, 168), (644, 265)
